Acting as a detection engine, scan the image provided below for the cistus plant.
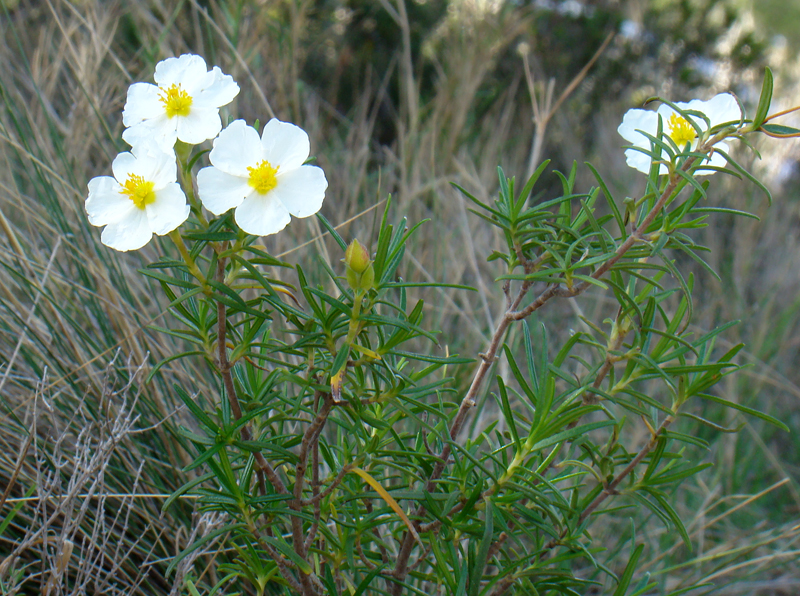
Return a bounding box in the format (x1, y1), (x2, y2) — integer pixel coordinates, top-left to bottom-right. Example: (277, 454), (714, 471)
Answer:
(83, 55), (795, 596)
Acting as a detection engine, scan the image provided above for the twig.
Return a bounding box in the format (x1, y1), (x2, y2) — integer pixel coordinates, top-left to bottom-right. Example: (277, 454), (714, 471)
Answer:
(292, 389), (334, 559)
(356, 538), (377, 570)
(304, 391), (323, 555)
(300, 464), (352, 507)
(576, 415), (674, 527)
(215, 257), (286, 498)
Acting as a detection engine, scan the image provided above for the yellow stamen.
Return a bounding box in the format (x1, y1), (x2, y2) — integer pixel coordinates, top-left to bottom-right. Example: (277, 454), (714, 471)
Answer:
(120, 174), (156, 209)
(159, 84), (193, 118)
(247, 160), (280, 194)
(667, 113), (696, 146)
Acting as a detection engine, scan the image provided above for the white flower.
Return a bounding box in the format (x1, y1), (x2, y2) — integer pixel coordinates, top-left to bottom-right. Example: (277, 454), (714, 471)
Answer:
(122, 54), (239, 150)
(85, 142), (190, 251)
(196, 119), (328, 236)
(618, 93), (741, 175)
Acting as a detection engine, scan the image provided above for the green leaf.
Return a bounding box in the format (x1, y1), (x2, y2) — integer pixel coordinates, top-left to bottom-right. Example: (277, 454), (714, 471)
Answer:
(586, 165), (623, 235)
(528, 420), (615, 453)
(182, 230), (239, 241)
(173, 384), (217, 431)
(761, 123), (800, 137)
(262, 535), (314, 574)
(387, 349), (472, 364)
(647, 462), (713, 485)
(754, 68), (773, 128)
(316, 212), (347, 250)
(714, 148), (772, 204)
(139, 269), (197, 289)
(0, 484), (35, 536)
(331, 346), (350, 376)
(646, 488), (692, 550)
(612, 543), (644, 596)
(514, 160), (551, 216)
(146, 350), (207, 383)
(165, 523), (243, 576)
(697, 392), (789, 431)
(352, 563), (388, 596)
(496, 379), (521, 451)
(674, 169), (707, 201)
(468, 499), (494, 596)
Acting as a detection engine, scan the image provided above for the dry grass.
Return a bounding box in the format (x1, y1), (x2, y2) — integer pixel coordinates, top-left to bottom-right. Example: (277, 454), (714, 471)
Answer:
(0, 0), (799, 594)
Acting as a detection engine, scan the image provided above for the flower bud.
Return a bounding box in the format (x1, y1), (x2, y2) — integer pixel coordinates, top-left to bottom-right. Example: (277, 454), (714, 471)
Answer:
(344, 239), (375, 292)
(345, 239), (371, 274)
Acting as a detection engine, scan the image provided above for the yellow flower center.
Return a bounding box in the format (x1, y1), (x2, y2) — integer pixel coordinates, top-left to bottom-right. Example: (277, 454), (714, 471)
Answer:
(667, 113), (696, 147)
(120, 174), (156, 209)
(247, 160), (280, 194)
(159, 83), (193, 118)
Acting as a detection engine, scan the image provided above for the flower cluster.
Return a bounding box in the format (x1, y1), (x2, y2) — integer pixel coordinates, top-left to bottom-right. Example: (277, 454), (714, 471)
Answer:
(86, 54), (328, 251)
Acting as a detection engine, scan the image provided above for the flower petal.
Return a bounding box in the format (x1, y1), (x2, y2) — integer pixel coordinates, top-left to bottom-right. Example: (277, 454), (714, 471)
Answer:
(683, 93), (741, 129)
(123, 116), (177, 151)
(208, 120), (262, 176)
(126, 143), (177, 188)
(273, 165), (327, 218)
(111, 151), (137, 183)
(260, 119), (310, 172)
(86, 176), (130, 226)
(146, 183), (190, 235)
(191, 67), (240, 108)
(154, 54), (208, 87)
(197, 166), (252, 215)
(122, 83), (162, 127)
(618, 109), (662, 174)
(618, 108), (659, 145)
(100, 207), (153, 251)
(176, 106), (222, 145)
(234, 193), (292, 236)
(623, 147), (660, 175)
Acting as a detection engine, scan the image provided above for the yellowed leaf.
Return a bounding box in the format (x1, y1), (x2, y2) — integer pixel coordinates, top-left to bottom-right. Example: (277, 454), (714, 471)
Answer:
(351, 467), (421, 546)
(331, 369), (345, 402)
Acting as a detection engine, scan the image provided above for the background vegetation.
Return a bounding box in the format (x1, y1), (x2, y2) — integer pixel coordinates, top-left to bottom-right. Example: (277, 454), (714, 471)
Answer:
(0, 0), (799, 593)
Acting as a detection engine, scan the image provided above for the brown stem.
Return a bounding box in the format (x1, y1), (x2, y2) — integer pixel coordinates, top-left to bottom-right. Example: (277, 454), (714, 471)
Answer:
(304, 391), (323, 555)
(292, 390), (334, 563)
(300, 464), (352, 507)
(577, 415), (674, 526)
(215, 257), (287, 498)
(356, 537), (377, 570)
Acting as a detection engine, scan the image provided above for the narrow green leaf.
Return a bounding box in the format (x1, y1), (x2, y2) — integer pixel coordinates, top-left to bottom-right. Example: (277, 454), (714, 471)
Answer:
(612, 543), (644, 596)
(165, 523), (243, 576)
(316, 212), (347, 250)
(761, 123), (800, 136)
(146, 351), (207, 383)
(262, 535), (314, 574)
(468, 499), (494, 596)
(139, 269), (197, 289)
(715, 148), (772, 204)
(697, 393), (789, 431)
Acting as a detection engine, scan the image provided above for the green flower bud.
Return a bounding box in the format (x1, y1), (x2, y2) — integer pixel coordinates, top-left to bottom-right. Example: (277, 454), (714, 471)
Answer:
(345, 239), (371, 274)
(344, 239), (375, 292)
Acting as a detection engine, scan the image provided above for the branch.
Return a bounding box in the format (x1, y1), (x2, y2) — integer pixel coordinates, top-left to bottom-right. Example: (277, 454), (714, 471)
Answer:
(389, 146), (714, 593)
